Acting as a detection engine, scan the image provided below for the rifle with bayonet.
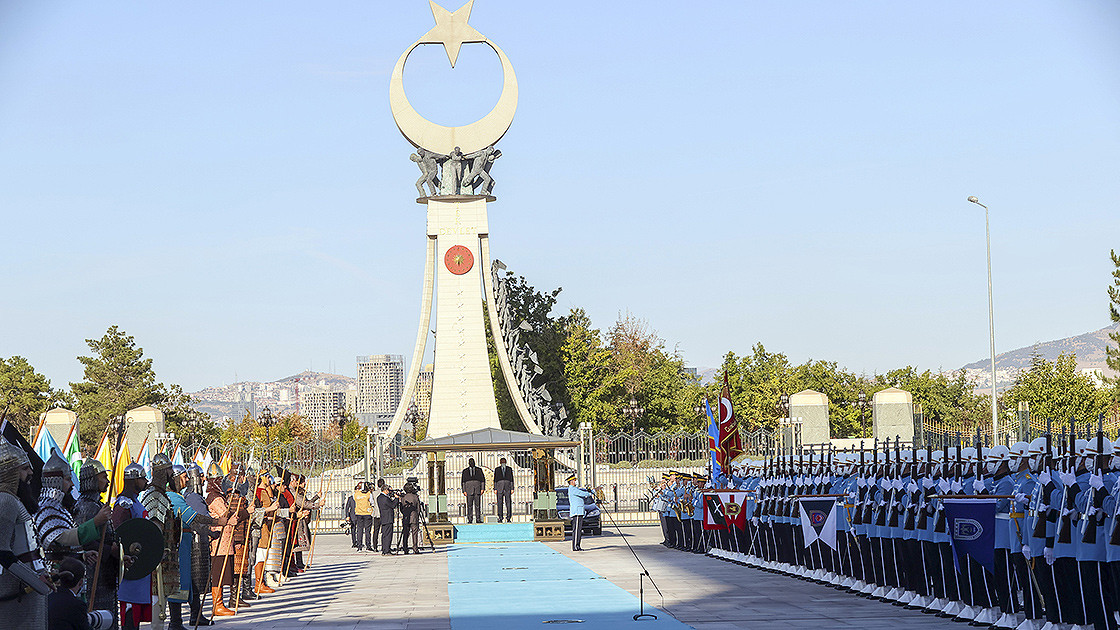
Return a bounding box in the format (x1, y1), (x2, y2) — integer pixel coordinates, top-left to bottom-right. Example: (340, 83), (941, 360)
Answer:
(1083, 414), (1106, 545)
(1056, 422), (1078, 545)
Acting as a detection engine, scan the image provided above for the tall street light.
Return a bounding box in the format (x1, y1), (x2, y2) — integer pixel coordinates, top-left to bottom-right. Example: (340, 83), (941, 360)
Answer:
(968, 195), (998, 441)
(622, 397), (645, 463)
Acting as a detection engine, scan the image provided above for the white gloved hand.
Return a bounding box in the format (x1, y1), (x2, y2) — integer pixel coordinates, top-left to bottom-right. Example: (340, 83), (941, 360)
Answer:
(880, 478), (891, 490)
(1038, 470), (1051, 486)
(950, 480), (963, 493)
(1043, 547), (1054, 565)
(973, 479), (986, 493)
(938, 479), (951, 493)
(907, 481), (919, 493)
(1090, 472), (1104, 490)
(893, 478), (904, 491)
(1059, 471), (1076, 486)
(1021, 545), (1031, 558)
(1014, 492), (1027, 505)
(857, 477), (866, 488)
(750, 517), (759, 526)
(922, 478), (934, 489)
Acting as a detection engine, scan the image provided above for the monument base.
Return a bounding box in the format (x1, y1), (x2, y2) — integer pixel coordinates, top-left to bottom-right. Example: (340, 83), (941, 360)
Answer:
(533, 520), (565, 542)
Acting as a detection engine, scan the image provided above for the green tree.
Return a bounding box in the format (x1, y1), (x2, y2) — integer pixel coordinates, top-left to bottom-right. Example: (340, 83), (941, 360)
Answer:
(0, 357), (72, 435)
(70, 325), (213, 446)
(560, 309), (617, 430)
(1002, 353), (1109, 424)
(1107, 249), (1120, 403)
(71, 326), (164, 443)
(485, 271), (568, 431)
(707, 344), (798, 432)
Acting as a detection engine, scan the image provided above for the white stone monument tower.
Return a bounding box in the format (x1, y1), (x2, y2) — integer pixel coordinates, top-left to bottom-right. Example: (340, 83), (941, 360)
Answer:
(382, 2), (542, 440)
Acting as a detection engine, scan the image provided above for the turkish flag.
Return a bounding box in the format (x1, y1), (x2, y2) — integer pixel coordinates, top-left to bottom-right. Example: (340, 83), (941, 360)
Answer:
(718, 374), (743, 468)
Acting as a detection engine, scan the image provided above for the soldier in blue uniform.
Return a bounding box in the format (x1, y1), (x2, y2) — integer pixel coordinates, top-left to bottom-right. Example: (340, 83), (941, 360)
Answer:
(565, 474), (592, 552)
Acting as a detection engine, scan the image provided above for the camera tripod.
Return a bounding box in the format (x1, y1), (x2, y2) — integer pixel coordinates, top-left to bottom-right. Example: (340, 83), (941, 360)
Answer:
(394, 511), (436, 553)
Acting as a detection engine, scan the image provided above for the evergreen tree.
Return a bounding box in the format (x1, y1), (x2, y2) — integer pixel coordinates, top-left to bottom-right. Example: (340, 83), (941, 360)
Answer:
(1107, 249), (1120, 402)
(0, 357), (72, 434)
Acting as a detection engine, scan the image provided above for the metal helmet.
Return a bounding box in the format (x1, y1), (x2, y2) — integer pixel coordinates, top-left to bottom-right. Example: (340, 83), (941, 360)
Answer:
(186, 463), (203, 493)
(0, 440), (30, 492)
(171, 464), (187, 477)
(151, 453), (172, 472)
(122, 462), (147, 480)
(1027, 437), (1048, 456)
(79, 459), (108, 493)
(206, 462), (224, 479)
(41, 449), (73, 490)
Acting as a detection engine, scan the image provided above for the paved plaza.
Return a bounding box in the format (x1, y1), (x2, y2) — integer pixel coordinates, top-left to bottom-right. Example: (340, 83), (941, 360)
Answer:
(216, 525), (970, 629)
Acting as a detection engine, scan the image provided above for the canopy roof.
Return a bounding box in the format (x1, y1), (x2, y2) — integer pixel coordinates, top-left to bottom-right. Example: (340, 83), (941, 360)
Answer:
(403, 428), (578, 452)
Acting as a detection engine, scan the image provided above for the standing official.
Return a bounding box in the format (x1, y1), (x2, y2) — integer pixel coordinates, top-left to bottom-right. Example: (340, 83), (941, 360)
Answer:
(462, 459), (485, 524)
(566, 474), (592, 552)
(494, 458), (514, 523)
(376, 486), (398, 555)
(399, 482), (422, 554)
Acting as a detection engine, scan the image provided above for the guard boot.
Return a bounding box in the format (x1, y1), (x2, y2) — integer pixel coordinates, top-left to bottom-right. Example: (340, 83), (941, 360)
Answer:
(241, 573), (259, 600)
(167, 603), (185, 630)
(254, 563), (275, 594)
(211, 588), (235, 617)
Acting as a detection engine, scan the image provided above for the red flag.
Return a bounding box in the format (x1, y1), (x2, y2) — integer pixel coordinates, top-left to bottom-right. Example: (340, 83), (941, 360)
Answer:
(718, 373), (743, 468)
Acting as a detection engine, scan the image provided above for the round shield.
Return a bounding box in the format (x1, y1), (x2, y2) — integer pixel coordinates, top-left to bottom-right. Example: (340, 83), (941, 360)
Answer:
(116, 517), (164, 580)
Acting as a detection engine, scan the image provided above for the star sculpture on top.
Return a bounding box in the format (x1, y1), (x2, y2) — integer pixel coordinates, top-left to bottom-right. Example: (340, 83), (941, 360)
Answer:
(419, 0), (486, 68)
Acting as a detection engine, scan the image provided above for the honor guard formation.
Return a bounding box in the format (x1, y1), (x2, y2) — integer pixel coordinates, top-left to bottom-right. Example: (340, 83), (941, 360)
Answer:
(0, 433), (327, 630)
(658, 427), (1120, 630)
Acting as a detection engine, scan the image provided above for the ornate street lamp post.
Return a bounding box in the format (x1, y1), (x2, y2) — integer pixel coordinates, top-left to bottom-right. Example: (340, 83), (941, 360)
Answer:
(259, 406), (275, 464)
(622, 397), (645, 463)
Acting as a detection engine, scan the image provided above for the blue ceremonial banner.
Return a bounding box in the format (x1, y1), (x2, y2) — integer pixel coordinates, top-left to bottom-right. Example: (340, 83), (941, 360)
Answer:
(705, 399), (722, 482)
(942, 497), (997, 575)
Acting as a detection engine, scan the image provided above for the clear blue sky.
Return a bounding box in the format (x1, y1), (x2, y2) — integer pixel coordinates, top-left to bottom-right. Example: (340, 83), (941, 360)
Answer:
(1, 1), (1118, 392)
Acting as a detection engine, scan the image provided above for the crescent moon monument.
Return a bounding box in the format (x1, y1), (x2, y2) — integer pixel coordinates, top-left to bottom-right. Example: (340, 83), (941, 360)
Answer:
(382, 1), (542, 441)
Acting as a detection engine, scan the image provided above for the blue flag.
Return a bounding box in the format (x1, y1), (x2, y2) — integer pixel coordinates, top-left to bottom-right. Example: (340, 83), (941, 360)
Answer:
(943, 498), (997, 575)
(705, 399), (722, 483)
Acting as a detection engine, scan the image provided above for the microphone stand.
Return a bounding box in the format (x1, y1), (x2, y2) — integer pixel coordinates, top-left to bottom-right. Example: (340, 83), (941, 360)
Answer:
(596, 496), (664, 622)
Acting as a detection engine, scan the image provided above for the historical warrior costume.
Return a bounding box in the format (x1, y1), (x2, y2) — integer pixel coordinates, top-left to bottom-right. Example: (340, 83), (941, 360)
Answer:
(254, 474), (279, 594)
(113, 462), (151, 629)
(34, 450), (92, 576)
(206, 462), (240, 617)
(180, 463), (212, 626)
(75, 458), (120, 624)
(0, 439), (47, 630)
(142, 453), (202, 630)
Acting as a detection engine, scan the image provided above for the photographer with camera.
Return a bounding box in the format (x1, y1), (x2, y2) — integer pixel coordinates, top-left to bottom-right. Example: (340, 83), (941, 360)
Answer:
(48, 556), (102, 630)
(376, 485), (399, 556)
(399, 482), (422, 554)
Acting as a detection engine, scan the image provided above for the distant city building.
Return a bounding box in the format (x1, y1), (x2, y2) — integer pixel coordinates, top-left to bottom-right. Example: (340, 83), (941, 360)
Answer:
(681, 366), (698, 379)
(357, 355), (405, 416)
(416, 364), (434, 421)
(230, 383), (257, 422)
(300, 390), (357, 434)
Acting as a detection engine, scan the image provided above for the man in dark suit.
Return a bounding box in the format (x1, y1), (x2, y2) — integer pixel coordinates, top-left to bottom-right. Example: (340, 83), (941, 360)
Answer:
(48, 556), (93, 630)
(376, 485), (398, 555)
(494, 457), (514, 523)
(461, 458), (486, 523)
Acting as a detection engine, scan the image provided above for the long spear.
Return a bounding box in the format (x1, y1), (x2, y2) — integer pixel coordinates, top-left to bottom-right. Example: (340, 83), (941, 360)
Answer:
(87, 414), (128, 613)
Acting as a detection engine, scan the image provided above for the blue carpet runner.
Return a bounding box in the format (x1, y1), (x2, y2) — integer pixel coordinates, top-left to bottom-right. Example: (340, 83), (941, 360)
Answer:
(453, 522), (534, 542)
(447, 542), (690, 629)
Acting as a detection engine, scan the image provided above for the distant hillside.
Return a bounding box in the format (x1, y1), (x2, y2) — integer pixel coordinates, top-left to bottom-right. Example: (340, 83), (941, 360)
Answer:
(189, 370), (356, 421)
(961, 322), (1119, 390)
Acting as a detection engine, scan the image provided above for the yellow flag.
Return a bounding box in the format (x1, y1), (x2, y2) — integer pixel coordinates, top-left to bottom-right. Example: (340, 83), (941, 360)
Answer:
(94, 432), (113, 503)
(218, 451), (232, 476)
(110, 438), (131, 501)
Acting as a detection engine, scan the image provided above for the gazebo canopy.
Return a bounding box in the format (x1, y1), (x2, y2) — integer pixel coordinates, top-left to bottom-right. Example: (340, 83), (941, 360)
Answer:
(403, 428), (578, 452)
